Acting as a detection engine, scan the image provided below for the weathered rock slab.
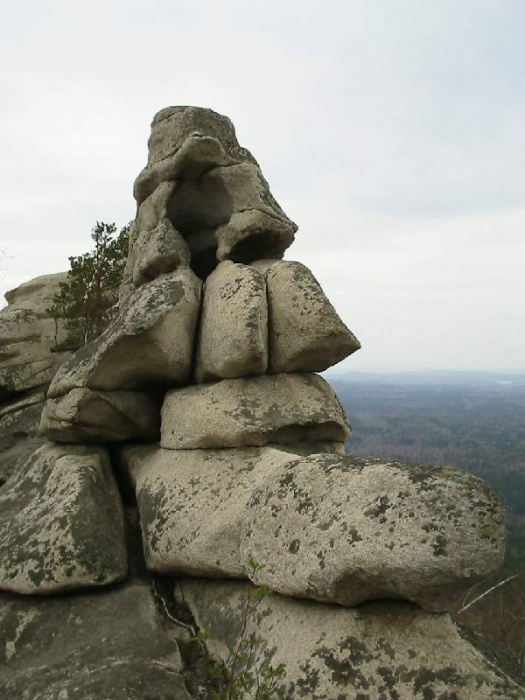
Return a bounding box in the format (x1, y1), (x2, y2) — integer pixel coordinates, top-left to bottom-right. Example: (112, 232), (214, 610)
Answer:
(196, 261), (267, 382)
(0, 443), (127, 594)
(262, 260), (360, 372)
(161, 373), (350, 449)
(241, 454), (505, 612)
(40, 387), (161, 443)
(123, 445), (297, 577)
(178, 579), (525, 700)
(0, 272), (69, 399)
(0, 582), (191, 699)
(47, 268), (201, 396)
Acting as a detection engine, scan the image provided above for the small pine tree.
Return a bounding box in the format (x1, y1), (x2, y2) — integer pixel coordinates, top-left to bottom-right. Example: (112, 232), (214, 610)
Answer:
(48, 222), (130, 350)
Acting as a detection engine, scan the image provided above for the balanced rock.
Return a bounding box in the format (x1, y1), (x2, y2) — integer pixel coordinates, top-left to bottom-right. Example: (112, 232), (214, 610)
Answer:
(133, 106), (252, 204)
(179, 580), (525, 700)
(0, 582), (191, 699)
(196, 261), (267, 382)
(124, 445), (296, 578)
(256, 260), (361, 372)
(0, 272), (69, 399)
(40, 388), (161, 443)
(161, 373), (349, 449)
(241, 454), (505, 612)
(129, 106), (296, 282)
(47, 267), (201, 397)
(0, 443), (127, 594)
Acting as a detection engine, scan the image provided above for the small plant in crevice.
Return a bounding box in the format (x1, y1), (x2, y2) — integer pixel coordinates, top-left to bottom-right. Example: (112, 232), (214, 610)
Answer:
(192, 561), (287, 700)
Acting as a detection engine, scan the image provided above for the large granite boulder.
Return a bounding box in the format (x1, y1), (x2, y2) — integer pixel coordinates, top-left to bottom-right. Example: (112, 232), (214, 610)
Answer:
(161, 373), (350, 449)
(0, 272), (69, 399)
(0, 582), (192, 699)
(47, 268), (201, 397)
(122, 445), (297, 577)
(178, 579), (525, 700)
(196, 261), (268, 382)
(255, 260), (361, 372)
(241, 454), (505, 612)
(0, 443), (127, 594)
(39, 387), (161, 443)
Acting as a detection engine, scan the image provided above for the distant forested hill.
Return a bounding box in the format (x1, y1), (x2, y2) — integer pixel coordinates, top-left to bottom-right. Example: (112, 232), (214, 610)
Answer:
(329, 371), (525, 571)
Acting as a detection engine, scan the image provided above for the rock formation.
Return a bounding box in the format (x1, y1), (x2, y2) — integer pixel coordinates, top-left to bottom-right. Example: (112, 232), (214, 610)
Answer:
(1, 106), (523, 699)
(0, 272), (69, 484)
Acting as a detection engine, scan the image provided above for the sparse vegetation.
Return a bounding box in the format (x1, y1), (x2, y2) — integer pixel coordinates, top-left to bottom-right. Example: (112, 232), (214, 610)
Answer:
(47, 222), (130, 350)
(192, 562), (287, 700)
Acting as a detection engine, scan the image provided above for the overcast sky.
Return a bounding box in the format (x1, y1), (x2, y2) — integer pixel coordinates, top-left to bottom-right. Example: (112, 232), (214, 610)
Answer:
(1, 0), (524, 371)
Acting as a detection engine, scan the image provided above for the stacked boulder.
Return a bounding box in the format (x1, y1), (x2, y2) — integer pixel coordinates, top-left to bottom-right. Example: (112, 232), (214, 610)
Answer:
(1, 107), (524, 699)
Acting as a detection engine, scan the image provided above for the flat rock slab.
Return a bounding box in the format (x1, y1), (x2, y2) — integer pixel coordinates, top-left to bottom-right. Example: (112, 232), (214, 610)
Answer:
(196, 261), (268, 382)
(0, 443), (127, 594)
(47, 268), (201, 396)
(178, 579), (525, 700)
(260, 260), (361, 372)
(0, 582), (191, 699)
(123, 445), (297, 577)
(161, 373), (350, 449)
(241, 454), (505, 612)
(40, 387), (161, 443)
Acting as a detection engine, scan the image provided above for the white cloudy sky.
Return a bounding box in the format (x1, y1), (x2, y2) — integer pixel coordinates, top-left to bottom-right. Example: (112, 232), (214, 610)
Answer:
(1, 0), (524, 371)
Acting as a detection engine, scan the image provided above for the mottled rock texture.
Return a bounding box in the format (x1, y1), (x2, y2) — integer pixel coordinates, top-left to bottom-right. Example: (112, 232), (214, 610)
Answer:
(39, 387), (161, 443)
(0, 443), (127, 594)
(178, 579), (525, 700)
(124, 446), (297, 577)
(261, 260), (360, 372)
(196, 261), (268, 382)
(0, 272), (69, 399)
(47, 268), (201, 397)
(161, 373), (350, 449)
(0, 582), (191, 699)
(241, 454), (505, 612)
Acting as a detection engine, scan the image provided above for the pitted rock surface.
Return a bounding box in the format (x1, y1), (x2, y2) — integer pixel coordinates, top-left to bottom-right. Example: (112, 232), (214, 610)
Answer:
(241, 454), (505, 612)
(128, 106), (296, 284)
(196, 261), (268, 382)
(178, 579), (525, 700)
(161, 373), (350, 449)
(133, 106), (254, 205)
(47, 267), (201, 397)
(0, 443), (127, 594)
(125, 445), (297, 577)
(40, 387), (161, 443)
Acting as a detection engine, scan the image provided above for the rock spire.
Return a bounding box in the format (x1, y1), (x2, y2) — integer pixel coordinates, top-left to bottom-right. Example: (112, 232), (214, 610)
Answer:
(0, 107), (521, 699)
